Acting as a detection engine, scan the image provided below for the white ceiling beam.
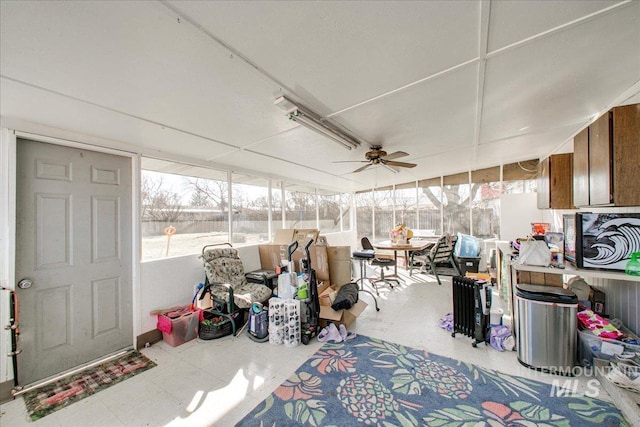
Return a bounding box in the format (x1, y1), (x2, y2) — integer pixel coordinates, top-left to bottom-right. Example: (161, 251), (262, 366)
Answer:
(471, 0), (492, 166)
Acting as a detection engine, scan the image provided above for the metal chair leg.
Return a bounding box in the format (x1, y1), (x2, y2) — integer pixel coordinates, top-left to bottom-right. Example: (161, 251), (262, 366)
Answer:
(354, 258), (380, 311)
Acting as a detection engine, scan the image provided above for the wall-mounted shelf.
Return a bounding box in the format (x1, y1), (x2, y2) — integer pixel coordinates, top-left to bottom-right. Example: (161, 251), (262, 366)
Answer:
(512, 262), (640, 283)
(496, 242), (640, 282)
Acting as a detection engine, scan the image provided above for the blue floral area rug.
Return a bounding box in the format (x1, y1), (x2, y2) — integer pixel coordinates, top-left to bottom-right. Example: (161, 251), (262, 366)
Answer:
(237, 334), (628, 426)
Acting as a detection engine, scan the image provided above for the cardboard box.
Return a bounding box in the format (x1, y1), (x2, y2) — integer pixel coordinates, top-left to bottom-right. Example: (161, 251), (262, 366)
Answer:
(273, 228), (320, 245)
(465, 272), (492, 281)
(518, 271), (563, 287)
(258, 243), (330, 282)
(318, 283), (338, 307)
(327, 246), (352, 287)
(293, 229), (320, 245)
(318, 284), (367, 328)
(273, 229), (295, 244)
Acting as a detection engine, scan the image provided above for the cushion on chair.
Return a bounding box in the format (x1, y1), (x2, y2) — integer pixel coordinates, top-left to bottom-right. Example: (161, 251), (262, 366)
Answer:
(372, 257), (394, 267)
(353, 249), (375, 259)
(202, 247), (272, 309)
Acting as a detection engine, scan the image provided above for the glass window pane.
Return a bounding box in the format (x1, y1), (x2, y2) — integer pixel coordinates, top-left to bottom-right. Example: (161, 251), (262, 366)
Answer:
(373, 188), (393, 241)
(394, 187), (417, 230)
(504, 179), (537, 194)
(318, 192), (340, 233)
(472, 182), (501, 239)
(355, 191), (372, 242)
(141, 159), (229, 261)
(271, 181), (283, 235)
(443, 183), (471, 235)
(418, 184), (442, 235)
(341, 193), (352, 231)
(284, 184), (317, 229)
(232, 173), (269, 245)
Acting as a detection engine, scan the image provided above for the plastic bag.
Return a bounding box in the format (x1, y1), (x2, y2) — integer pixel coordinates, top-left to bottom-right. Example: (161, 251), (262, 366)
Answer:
(518, 240), (551, 267)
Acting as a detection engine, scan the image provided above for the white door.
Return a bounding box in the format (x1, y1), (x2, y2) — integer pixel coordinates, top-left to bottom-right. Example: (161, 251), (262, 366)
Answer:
(15, 138), (133, 386)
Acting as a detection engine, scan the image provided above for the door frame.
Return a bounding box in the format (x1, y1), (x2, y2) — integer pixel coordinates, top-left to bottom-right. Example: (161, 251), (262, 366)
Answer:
(0, 128), (141, 385)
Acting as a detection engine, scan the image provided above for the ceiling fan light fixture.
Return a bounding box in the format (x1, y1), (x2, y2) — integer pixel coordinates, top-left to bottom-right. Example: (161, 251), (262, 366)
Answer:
(275, 95), (361, 150)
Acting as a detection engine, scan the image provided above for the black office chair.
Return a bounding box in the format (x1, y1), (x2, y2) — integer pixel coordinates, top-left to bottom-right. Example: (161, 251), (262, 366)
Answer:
(361, 237), (400, 294)
(351, 246), (380, 311)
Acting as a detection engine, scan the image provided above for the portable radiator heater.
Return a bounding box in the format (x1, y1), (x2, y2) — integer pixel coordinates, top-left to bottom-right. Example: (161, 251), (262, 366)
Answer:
(451, 276), (491, 347)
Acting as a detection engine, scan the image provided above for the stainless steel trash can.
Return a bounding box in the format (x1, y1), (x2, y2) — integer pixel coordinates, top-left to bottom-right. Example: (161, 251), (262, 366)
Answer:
(515, 283), (578, 374)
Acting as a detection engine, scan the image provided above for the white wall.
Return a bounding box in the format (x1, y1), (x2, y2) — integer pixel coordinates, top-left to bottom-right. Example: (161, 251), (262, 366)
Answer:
(499, 193), (542, 241)
(138, 234), (356, 335)
(139, 245), (262, 335)
(587, 277), (639, 334)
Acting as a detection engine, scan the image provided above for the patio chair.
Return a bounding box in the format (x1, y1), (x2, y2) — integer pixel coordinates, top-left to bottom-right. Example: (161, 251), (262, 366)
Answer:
(200, 243), (272, 310)
(410, 234), (462, 285)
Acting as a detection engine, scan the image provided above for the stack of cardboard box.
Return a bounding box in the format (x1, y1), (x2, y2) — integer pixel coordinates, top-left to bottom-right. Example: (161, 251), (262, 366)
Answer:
(257, 229), (366, 327)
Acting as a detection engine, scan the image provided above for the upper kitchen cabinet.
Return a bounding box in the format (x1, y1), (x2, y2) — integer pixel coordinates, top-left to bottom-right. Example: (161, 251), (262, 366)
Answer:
(573, 127), (589, 207)
(537, 153), (573, 209)
(573, 103), (640, 207)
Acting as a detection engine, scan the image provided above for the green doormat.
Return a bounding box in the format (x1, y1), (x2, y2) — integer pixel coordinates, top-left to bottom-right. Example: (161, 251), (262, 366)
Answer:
(23, 350), (156, 421)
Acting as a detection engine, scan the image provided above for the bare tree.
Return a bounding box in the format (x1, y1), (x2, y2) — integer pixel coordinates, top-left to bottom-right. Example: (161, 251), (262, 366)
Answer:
(141, 175), (184, 222)
(188, 178), (228, 211)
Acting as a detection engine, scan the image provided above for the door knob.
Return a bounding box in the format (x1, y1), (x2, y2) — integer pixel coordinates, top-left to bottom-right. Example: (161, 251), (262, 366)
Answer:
(17, 279), (33, 289)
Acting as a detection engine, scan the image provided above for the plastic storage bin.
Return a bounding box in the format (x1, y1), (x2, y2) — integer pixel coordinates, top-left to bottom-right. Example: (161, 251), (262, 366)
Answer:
(578, 326), (640, 367)
(456, 257), (480, 275)
(159, 310), (201, 347)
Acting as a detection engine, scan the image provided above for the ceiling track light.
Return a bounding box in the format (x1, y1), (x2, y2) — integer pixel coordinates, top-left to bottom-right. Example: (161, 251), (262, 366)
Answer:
(275, 96), (361, 150)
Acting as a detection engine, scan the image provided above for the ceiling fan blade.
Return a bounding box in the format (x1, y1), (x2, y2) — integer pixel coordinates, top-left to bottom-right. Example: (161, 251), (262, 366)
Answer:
(352, 163), (373, 173)
(381, 151), (409, 161)
(332, 160), (369, 164)
(384, 160), (417, 168)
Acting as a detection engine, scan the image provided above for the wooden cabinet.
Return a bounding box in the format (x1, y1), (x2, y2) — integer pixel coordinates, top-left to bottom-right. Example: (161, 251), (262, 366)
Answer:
(573, 103), (640, 207)
(572, 127), (589, 206)
(612, 104), (640, 206)
(537, 153), (573, 209)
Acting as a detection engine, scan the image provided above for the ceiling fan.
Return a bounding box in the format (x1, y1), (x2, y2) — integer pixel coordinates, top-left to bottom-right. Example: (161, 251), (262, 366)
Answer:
(335, 145), (417, 173)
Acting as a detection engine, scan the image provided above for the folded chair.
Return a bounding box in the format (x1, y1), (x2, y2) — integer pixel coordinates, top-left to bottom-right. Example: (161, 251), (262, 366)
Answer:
(200, 243), (272, 310)
(411, 234), (462, 285)
(361, 237), (400, 294)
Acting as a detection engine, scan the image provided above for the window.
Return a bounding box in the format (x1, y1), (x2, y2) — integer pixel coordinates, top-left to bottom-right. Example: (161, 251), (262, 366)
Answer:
(141, 158), (229, 261)
(271, 180), (283, 235)
(471, 167), (501, 239)
(503, 159), (538, 194)
(373, 186), (393, 241)
(418, 177), (442, 235)
(442, 172), (471, 235)
(341, 193), (352, 232)
(355, 190), (373, 241)
(318, 191), (340, 234)
(231, 173), (270, 245)
(284, 184), (317, 229)
(394, 184), (418, 230)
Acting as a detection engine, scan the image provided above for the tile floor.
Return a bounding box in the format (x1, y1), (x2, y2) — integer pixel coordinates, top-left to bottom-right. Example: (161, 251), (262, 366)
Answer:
(0, 270), (616, 426)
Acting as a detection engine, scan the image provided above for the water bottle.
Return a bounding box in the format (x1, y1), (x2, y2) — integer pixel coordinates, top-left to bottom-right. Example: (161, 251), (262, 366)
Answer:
(625, 252), (640, 276)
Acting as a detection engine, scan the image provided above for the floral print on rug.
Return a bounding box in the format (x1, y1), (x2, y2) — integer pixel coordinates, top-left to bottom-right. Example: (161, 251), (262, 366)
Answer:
(237, 334), (627, 426)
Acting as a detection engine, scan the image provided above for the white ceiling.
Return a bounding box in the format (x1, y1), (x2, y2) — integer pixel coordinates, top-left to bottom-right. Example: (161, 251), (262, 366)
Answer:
(1, 0), (639, 192)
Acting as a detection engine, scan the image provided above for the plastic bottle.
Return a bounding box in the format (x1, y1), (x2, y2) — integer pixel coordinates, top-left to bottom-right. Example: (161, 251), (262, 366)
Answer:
(625, 252), (640, 276)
